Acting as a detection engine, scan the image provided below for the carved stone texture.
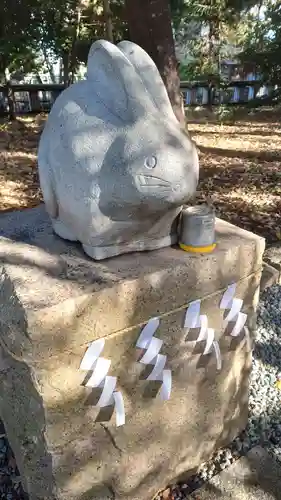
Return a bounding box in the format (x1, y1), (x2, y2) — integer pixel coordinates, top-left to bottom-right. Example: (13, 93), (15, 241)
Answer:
(38, 40), (199, 260)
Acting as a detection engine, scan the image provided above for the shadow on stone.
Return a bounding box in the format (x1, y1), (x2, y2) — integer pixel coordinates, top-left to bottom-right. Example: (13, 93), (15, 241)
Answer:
(142, 381), (162, 399)
(95, 406), (115, 423)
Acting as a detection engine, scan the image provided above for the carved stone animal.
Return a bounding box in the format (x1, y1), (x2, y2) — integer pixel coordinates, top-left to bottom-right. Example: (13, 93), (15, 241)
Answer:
(38, 39), (199, 260)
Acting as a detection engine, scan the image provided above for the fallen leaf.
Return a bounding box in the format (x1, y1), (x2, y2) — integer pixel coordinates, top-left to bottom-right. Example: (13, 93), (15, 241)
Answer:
(275, 380), (281, 390)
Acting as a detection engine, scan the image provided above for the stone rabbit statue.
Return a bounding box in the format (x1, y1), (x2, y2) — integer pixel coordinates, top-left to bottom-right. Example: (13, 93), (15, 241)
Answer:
(38, 39), (199, 260)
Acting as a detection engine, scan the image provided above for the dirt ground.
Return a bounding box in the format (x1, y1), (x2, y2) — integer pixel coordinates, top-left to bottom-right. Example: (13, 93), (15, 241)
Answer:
(0, 111), (280, 244)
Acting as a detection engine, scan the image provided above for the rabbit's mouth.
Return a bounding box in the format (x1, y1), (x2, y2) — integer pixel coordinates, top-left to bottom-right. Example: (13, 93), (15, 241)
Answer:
(136, 174), (171, 190)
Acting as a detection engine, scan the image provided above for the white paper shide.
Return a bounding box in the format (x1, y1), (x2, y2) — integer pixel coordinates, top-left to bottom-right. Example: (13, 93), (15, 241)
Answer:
(79, 338), (125, 426)
(136, 318), (172, 400)
(220, 284), (251, 349)
(184, 300), (222, 370)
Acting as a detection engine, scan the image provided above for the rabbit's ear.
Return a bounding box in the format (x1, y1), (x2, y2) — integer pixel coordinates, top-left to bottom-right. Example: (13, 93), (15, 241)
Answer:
(87, 39), (156, 122)
(118, 40), (178, 124)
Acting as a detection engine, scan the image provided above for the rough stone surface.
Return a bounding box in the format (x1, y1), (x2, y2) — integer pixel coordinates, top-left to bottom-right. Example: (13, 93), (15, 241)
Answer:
(0, 206), (265, 500)
(38, 39), (199, 261)
(264, 243), (281, 284)
(189, 446), (281, 499)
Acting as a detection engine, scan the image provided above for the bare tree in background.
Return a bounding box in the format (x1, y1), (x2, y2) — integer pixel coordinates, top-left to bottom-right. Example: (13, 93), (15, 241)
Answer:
(124, 0), (185, 127)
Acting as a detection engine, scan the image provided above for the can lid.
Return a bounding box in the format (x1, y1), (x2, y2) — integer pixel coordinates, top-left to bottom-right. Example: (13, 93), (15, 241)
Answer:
(183, 204), (214, 217)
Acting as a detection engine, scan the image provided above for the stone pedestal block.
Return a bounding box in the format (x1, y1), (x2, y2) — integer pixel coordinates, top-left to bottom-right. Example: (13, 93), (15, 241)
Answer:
(0, 206), (265, 500)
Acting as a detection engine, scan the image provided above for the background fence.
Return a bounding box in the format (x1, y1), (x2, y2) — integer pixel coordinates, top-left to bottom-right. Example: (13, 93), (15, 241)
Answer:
(181, 80), (276, 106)
(0, 80), (277, 117)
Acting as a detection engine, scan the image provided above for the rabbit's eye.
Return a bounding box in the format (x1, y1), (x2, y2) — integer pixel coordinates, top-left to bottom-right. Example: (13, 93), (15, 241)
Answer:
(144, 156), (157, 169)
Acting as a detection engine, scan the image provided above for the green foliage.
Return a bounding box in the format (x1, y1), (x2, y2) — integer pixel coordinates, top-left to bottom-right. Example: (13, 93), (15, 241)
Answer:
(0, 0), (41, 81)
(0, 0), (128, 84)
(171, 0), (260, 81)
(38, 0), (128, 82)
(240, 1), (281, 87)
(2, 0), (281, 92)
(170, 0), (190, 28)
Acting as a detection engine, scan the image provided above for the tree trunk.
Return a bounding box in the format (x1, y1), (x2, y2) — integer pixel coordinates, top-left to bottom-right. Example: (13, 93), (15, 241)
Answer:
(7, 85), (16, 121)
(103, 0), (114, 42)
(124, 0), (185, 127)
(59, 59), (64, 84)
(42, 46), (57, 83)
(62, 52), (70, 86)
(3, 71), (16, 121)
(208, 19), (220, 77)
(69, 6), (82, 84)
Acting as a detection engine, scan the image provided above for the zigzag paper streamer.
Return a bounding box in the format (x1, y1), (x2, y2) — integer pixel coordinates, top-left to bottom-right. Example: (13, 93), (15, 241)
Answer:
(210, 340), (222, 370)
(184, 301), (222, 370)
(220, 284), (249, 345)
(80, 339), (125, 427)
(184, 300), (201, 329)
(136, 318), (172, 400)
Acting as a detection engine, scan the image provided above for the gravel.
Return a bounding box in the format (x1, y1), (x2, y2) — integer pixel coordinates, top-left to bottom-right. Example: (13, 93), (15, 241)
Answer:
(2, 284), (281, 500)
(0, 421), (27, 500)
